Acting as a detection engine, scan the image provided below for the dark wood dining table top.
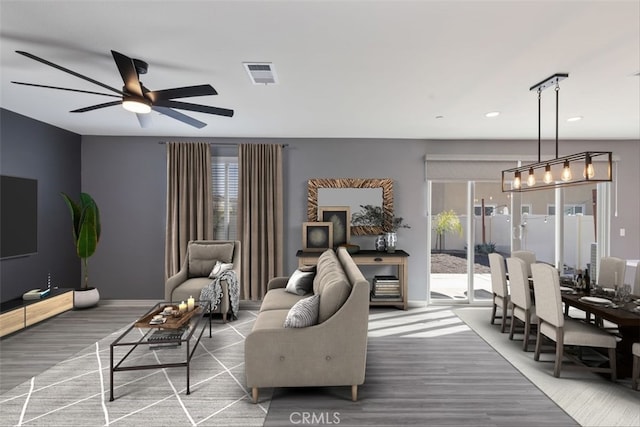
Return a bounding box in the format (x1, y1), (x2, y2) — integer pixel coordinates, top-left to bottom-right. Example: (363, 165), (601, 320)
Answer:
(561, 291), (640, 327)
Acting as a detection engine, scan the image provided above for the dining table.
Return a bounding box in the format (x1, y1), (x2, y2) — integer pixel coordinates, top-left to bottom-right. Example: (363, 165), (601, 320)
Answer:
(560, 290), (640, 378)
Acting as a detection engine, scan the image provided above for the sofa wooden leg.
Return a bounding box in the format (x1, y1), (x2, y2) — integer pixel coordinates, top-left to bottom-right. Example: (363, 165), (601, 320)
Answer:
(251, 387), (258, 403)
(223, 312), (227, 323)
(351, 385), (357, 402)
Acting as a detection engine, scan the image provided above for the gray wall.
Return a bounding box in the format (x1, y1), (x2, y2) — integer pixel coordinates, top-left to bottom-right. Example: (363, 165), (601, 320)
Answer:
(81, 135), (639, 302)
(0, 108), (81, 302)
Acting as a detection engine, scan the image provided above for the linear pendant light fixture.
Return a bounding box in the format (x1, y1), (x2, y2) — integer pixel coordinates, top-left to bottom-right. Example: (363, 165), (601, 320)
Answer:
(501, 73), (612, 192)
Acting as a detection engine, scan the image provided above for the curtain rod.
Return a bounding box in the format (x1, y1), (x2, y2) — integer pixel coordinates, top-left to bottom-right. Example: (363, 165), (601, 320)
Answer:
(158, 141), (289, 147)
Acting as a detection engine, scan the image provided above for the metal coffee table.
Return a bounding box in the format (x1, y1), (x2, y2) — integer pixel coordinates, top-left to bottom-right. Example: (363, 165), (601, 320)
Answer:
(109, 300), (212, 401)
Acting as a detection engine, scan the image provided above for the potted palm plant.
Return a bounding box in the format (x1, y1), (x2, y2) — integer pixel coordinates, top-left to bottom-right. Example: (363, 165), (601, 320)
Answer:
(61, 192), (101, 308)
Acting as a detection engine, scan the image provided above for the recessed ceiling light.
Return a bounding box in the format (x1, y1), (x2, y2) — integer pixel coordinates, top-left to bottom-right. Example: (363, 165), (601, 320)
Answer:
(485, 111), (500, 118)
(567, 116), (583, 122)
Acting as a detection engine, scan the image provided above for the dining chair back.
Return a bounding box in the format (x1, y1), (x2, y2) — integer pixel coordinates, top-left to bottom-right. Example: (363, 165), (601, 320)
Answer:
(597, 256), (626, 288)
(489, 253), (510, 332)
(632, 343), (640, 391)
(512, 250), (536, 277)
(531, 263), (563, 328)
(633, 265), (640, 296)
(531, 263), (617, 380)
(506, 257), (537, 350)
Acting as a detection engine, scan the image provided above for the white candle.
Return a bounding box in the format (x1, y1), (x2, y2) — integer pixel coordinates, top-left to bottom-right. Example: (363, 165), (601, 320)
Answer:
(187, 296), (195, 312)
(178, 301), (187, 314)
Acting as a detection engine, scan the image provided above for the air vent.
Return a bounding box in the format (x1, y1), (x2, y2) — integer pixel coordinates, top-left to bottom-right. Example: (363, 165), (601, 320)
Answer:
(243, 62), (278, 85)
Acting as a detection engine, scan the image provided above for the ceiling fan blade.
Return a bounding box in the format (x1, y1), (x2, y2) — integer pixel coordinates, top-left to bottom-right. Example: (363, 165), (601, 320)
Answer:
(153, 106), (207, 128)
(146, 84), (217, 102)
(11, 81), (120, 98)
(70, 101), (122, 113)
(154, 100), (234, 117)
(111, 50), (143, 97)
(136, 113), (152, 128)
(16, 50), (123, 95)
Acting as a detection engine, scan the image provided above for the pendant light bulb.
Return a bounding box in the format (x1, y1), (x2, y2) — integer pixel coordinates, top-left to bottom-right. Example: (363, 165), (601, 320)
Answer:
(513, 171), (521, 189)
(543, 164), (553, 184)
(526, 168), (536, 187)
(583, 155), (595, 179)
(561, 160), (572, 182)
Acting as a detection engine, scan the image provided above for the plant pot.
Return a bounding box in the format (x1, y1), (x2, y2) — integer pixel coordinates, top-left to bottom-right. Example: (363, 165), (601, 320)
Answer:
(74, 287), (100, 309)
(385, 232), (397, 253)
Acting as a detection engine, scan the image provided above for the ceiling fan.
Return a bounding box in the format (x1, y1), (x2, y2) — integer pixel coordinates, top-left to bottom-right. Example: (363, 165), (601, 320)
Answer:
(12, 50), (234, 129)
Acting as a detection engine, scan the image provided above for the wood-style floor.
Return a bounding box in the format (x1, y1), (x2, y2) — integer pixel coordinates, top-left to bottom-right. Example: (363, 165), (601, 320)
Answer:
(0, 303), (143, 393)
(0, 300), (262, 394)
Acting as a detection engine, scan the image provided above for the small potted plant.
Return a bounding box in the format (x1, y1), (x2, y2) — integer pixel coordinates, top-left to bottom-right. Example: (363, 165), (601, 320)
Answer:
(352, 205), (410, 252)
(61, 192), (101, 308)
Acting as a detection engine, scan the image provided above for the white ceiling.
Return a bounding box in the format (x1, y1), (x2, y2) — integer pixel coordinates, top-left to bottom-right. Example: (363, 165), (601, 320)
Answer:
(1, 0), (639, 140)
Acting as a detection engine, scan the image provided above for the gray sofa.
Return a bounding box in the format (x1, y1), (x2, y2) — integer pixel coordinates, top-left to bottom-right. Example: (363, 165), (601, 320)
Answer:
(245, 247), (370, 403)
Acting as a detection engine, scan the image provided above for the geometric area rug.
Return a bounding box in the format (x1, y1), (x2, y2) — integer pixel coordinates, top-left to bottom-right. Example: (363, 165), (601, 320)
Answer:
(0, 310), (270, 426)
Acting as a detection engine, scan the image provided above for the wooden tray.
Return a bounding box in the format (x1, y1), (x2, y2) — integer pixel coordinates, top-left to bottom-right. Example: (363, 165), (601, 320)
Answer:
(135, 305), (202, 330)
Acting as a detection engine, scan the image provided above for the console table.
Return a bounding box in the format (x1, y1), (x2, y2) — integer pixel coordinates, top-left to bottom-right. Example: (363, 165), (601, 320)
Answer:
(0, 288), (74, 337)
(296, 249), (409, 310)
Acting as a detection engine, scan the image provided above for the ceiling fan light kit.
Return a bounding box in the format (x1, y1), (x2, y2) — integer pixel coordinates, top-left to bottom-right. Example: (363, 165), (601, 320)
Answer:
(122, 96), (151, 114)
(12, 50), (234, 128)
(501, 73), (612, 193)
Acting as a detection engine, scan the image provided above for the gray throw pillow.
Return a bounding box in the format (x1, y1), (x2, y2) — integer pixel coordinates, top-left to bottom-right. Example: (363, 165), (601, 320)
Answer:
(285, 269), (315, 295)
(283, 294), (320, 328)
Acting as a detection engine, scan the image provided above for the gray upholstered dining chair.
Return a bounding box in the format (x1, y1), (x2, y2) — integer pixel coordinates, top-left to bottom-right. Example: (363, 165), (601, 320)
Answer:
(597, 256), (626, 288)
(489, 253), (510, 333)
(511, 250), (536, 277)
(631, 342), (640, 390)
(506, 257), (538, 351)
(531, 263), (617, 380)
(632, 343), (640, 391)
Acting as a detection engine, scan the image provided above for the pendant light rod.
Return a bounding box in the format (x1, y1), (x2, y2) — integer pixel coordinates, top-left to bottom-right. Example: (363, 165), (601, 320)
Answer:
(537, 88), (541, 162)
(529, 73), (567, 161)
(556, 83), (560, 159)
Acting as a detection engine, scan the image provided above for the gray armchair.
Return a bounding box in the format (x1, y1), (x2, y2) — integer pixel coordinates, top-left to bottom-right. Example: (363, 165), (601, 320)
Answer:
(165, 240), (241, 322)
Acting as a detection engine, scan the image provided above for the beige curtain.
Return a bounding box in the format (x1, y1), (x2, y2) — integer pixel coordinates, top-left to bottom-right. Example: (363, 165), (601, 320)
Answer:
(238, 144), (284, 299)
(165, 142), (213, 279)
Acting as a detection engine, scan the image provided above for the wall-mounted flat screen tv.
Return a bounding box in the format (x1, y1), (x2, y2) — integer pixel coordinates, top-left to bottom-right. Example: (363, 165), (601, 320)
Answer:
(1, 175), (38, 259)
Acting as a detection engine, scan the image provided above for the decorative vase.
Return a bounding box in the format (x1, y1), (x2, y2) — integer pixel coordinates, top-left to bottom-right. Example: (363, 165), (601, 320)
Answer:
(385, 232), (397, 253)
(74, 287), (100, 309)
(375, 234), (387, 252)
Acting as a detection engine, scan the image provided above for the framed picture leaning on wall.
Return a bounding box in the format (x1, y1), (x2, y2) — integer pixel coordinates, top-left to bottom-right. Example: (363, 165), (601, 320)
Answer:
(319, 206), (350, 247)
(302, 222), (334, 252)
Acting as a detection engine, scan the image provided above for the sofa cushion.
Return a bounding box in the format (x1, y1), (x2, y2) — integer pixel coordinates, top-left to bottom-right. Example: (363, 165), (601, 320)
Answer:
(313, 249), (339, 294)
(285, 269), (315, 295)
(260, 288), (308, 312)
(317, 274), (352, 323)
(170, 277), (211, 303)
(284, 294), (320, 328)
(252, 309), (290, 331)
(188, 242), (234, 278)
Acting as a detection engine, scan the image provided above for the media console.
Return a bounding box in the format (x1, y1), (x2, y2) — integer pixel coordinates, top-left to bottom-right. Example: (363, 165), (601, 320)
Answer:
(0, 288), (74, 337)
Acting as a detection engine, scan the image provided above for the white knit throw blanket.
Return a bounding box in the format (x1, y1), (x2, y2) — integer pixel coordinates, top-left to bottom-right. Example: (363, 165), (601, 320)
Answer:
(199, 270), (239, 320)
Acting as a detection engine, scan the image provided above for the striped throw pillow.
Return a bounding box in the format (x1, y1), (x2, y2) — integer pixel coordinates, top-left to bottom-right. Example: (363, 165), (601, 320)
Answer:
(283, 294), (320, 328)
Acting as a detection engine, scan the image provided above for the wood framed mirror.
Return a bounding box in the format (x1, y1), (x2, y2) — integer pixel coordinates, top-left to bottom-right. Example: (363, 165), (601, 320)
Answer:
(307, 178), (393, 236)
